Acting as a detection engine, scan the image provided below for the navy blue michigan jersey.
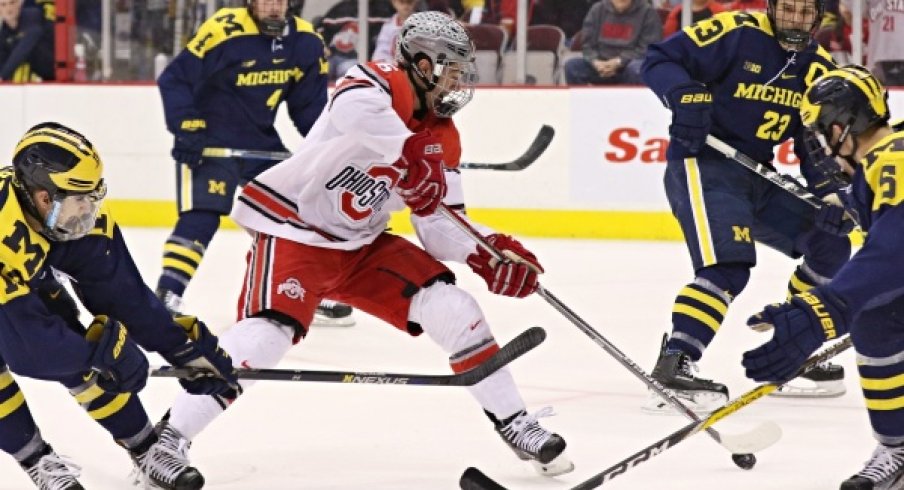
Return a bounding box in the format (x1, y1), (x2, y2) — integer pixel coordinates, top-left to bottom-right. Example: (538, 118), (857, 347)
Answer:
(829, 130), (904, 314)
(643, 11), (836, 165)
(158, 7), (329, 152)
(0, 168), (185, 376)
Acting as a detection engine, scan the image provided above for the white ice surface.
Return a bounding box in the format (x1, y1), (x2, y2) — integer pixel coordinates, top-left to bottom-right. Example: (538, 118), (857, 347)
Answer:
(0, 229), (874, 489)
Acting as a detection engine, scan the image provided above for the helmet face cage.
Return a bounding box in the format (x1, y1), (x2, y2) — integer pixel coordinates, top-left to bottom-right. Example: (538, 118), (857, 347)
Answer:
(12, 122), (106, 241)
(395, 11), (478, 118)
(768, 0), (824, 51)
(246, 0), (288, 37)
(800, 65), (889, 159)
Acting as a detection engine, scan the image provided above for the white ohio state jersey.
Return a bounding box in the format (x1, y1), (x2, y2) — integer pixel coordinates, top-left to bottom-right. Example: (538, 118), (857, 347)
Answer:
(231, 63), (486, 259)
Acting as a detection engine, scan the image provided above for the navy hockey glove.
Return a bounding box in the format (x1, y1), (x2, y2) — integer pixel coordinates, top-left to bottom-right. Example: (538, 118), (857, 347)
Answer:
(172, 119), (207, 168)
(814, 203), (856, 236)
(467, 234), (544, 298)
(666, 82), (712, 154)
(85, 316), (149, 393)
(743, 289), (848, 383)
(161, 315), (240, 396)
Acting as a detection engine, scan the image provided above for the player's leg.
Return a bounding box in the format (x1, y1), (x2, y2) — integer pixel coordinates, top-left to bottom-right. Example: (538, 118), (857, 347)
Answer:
(156, 159), (238, 314)
(755, 183), (852, 397)
(340, 233), (573, 476)
(647, 158), (757, 413)
(841, 303), (904, 489)
(160, 233), (328, 460)
(0, 361), (83, 490)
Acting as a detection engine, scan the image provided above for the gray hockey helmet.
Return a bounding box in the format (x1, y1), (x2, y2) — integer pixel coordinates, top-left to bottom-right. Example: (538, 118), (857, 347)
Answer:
(395, 11), (477, 118)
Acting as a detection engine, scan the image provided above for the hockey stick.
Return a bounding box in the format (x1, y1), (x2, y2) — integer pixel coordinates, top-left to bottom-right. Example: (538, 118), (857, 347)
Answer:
(438, 205), (780, 461)
(201, 124), (554, 170)
(151, 326), (545, 385)
(202, 148), (290, 160)
(460, 336), (853, 490)
(705, 135), (859, 227)
(458, 125), (554, 170)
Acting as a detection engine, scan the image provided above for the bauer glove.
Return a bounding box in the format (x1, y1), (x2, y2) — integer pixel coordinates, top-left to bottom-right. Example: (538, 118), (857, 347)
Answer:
(467, 234), (544, 298)
(393, 131), (447, 217)
(172, 119), (207, 168)
(743, 289), (849, 383)
(161, 315), (240, 396)
(665, 82), (712, 154)
(85, 316), (150, 393)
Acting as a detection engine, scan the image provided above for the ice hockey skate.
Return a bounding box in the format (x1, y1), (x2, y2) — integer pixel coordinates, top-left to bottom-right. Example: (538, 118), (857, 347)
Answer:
(312, 299), (355, 327)
(840, 443), (904, 490)
(155, 287), (183, 316)
(493, 407), (574, 476)
(768, 362), (846, 398)
(644, 335), (729, 414)
(132, 422), (203, 490)
(21, 445), (84, 490)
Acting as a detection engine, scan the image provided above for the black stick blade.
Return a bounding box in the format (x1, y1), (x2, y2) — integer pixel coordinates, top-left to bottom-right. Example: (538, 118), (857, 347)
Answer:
(459, 467), (508, 490)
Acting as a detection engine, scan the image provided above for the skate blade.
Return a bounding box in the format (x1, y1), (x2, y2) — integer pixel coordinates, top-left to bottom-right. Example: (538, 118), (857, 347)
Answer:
(768, 379), (846, 398)
(530, 453), (575, 477)
(641, 389), (728, 415)
(311, 315), (356, 327)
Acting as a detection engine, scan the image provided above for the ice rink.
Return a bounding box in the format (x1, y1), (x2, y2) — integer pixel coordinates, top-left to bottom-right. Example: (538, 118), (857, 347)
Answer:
(0, 229), (875, 489)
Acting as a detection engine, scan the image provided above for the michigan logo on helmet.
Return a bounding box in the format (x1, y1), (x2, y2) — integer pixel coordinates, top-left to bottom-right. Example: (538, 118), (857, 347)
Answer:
(801, 65), (889, 143)
(12, 122), (107, 241)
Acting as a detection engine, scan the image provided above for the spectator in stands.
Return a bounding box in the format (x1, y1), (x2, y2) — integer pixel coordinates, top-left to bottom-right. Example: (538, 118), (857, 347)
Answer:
(662, 0), (726, 38)
(564, 0), (661, 85)
(532, 0), (596, 42)
(866, 0), (904, 85)
(480, 0), (536, 35)
(815, 0), (868, 65)
(0, 0), (53, 82)
(315, 0), (395, 80)
(373, 0), (419, 61)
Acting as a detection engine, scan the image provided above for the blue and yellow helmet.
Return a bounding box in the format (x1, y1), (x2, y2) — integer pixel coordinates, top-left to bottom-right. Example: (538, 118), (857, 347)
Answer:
(801, 65), (889, 140)
(13, 122), (104, 197)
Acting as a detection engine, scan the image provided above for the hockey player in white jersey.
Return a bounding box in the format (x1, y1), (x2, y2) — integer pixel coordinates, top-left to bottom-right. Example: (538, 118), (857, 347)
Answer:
(147, 11), (574, 480)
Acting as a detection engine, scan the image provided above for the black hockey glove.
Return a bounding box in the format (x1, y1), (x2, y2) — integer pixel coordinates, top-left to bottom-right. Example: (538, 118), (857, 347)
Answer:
(85, 316), (150, 393)
(743, 289), (849, 383)
(665, 82), (712, 154)
(814, 203), (856, 236)
(172, 119), (207, 168)
(161, 315), (240, 396)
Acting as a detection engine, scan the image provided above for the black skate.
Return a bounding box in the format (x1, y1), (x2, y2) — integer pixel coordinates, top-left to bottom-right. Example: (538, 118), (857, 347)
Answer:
(132, 422), (204, 490)
(21, 445), (84, 490)
(770, 362), (846, 398)
(155, 287), (183, 317)
(644, 335), (729, 414)
(312, 299), (355, 327)
(493, 407), (574, 476)
(840, 443), (904, 489)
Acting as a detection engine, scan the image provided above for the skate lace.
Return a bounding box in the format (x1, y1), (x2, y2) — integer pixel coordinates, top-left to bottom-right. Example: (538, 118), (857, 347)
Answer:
(26, 453), (82, 490)
(501, 407), (555, 455)
(858, 445), (904, 482)
(678, 355), (711, 381)
(318, 299), (338, 309)
(136, 428), (190, 488)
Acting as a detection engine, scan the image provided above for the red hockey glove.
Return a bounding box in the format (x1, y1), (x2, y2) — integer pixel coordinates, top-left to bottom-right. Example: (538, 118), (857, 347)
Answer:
(466, 234), (544, 298)
(393, 131), (447, 217)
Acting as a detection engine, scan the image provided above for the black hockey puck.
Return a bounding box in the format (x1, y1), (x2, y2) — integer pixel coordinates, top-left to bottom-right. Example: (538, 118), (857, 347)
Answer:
(732, 453), (757, 470)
